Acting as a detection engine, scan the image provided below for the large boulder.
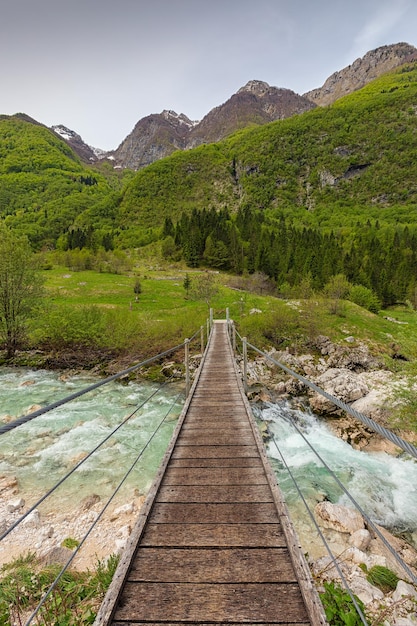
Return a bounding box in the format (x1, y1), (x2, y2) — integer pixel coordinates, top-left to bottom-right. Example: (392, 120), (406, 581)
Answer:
(309, 368), (369, 414)
(315, 502), (364, 534)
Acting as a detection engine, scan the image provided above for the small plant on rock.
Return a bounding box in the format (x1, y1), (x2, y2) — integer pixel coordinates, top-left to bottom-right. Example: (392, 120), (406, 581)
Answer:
(366, 565), (399, 593)
(320, 580), (367, 626)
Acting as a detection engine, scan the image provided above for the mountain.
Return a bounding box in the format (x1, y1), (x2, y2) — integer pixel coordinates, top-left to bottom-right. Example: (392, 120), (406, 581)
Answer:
(0, 116), (116, 248)
(52, 125), (99, 163)
(304, 42), (417, 106)
(108, 81), (315, 170)
(106, 110), (197, 170)
(118, 60), (417, 232)
(186, 80), (315, 147)
(26, 43), (415, 171)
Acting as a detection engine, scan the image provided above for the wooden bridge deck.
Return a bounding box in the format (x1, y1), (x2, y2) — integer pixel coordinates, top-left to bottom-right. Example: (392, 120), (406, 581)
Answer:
(95, 321), (327, 626)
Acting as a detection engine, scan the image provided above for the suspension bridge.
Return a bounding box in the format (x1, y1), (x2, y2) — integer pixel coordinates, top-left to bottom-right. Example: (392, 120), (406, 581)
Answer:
(1, 316), (417, 625)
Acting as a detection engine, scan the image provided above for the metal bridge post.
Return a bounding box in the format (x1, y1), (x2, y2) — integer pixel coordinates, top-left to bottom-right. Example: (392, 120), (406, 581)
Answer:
(207, 318), (210, 340)
(185, 338), (190, 396)
(209, 307), (213, 328)
(200, 325), (204, 354)
(243, 336), (248, 393)
(226, 307), (229, 324)
(232, 321), (236, 354)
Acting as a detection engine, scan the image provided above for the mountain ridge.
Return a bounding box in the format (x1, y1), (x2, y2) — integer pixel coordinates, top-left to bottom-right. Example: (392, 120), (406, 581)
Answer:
(3, 42), (415, 170)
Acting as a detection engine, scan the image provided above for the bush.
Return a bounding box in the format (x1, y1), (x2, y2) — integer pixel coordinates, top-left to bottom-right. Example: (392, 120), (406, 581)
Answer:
(320, 581), (367, 626)
(348, 284), (381, 313)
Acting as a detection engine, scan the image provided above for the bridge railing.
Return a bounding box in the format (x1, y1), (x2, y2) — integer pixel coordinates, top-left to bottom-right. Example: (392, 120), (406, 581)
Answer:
(0, 326), (206, 623)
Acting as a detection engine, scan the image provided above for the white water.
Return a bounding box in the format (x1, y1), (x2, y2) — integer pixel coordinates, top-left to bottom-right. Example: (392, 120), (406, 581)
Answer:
(1, 368), (416, 545)
(253, 401), (417, 543)
(0, 367), (182, 511)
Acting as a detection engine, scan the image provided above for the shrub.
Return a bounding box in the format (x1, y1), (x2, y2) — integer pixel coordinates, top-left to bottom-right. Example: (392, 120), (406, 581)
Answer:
(366, 565), (399, 593)
(320, 581), (367, 626)
(348, 284), (381, 313)
(0, 552), (119, 625)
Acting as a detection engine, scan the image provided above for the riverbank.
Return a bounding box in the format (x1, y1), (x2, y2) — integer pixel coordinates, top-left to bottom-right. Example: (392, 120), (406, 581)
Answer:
(2, 333), (417, 624)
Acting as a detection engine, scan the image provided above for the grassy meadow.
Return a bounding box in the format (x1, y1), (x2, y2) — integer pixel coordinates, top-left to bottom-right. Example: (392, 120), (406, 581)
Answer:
(29, 260), (417, 367)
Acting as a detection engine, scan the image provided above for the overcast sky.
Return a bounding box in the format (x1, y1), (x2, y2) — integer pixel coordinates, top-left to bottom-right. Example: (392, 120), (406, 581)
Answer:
(1, 0), (416, 150)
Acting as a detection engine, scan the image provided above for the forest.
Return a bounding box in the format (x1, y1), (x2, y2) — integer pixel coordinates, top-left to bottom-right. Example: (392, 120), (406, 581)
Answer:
(1, 63), (417, 308)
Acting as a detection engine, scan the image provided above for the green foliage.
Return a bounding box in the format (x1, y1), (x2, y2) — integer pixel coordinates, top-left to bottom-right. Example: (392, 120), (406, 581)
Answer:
(0, 117), (118, 249)
(0, 227), (45, 357)
(0, 552), (119, 625)
(3, 66), (417, 308)
(320, 581), (367, 626)
(348, 284), (381, 313)
(61, 537), (80, 550)
(366, 565), (399, 593)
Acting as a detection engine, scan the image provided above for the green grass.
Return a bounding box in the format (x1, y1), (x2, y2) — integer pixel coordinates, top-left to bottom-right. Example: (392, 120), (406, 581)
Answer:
(20, 263), (417, 432)
(39, 265), (417, 361)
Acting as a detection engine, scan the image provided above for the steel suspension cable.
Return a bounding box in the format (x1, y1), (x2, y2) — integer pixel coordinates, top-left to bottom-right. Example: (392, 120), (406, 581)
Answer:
(0, 340), (188, 436)
(265, 421), (369, 626)
(272, 409), (417, 584)
(241, 336), (417, 460)
(25, 390), (183, 625)
(0, 377), (178, 542)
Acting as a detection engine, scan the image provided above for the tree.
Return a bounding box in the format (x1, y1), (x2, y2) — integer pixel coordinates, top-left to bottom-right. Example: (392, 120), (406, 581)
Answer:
(133, 278), (142, 300)
(323, 274), (352, 315)
(189, 272), (219, 309)
(348, 284), (381, 313)
(0, 228), (45, 358)
(183, 273), (191, 298)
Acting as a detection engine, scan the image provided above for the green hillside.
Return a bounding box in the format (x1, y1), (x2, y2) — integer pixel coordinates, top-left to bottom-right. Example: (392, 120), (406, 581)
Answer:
(115, 64), (417, 306)
(0, 117), (119, 249)
(1, 65), (417, 306)
(119, 63), (417, 232)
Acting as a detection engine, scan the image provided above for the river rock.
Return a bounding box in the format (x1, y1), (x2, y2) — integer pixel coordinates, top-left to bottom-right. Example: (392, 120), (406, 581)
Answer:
(0, 475), (18, 495)
(313, 336), (381, 371)
(79, 493), (101, 511)
(41, 546), (74, 566)
(111, 502), (135, 520)
(309, 368), (369, 414)
(393, 580), (417, 602)
(311, 555), (350, 581)
(349, 529), (372, 551)
(21, 509), (41, 527)
(315, 502), (364, 534)
(6, 498), (25, 513)
(349, 576), (384, 604)
(25, 404), (42, 414)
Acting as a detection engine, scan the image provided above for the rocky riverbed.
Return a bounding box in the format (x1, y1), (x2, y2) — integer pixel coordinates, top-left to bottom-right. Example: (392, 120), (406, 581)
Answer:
(1, 335), (417, 624)
(245, 334), (417, 623)
(246, 333), (417, 454)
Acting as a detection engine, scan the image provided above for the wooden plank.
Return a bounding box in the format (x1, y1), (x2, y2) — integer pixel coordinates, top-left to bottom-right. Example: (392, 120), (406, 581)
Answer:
(171, 444), (259, 458)
(112, 622), (310, 626)
(177, 431), (255, 445)
(150, 502), (279, 524)
(181, 419), (251, 429)
(157, 484), (274, 503)
(95, 321), (326, 626)
(113, 582), (309, 623)
(162, 466), (269, 485)
(141, 522), (287, 547)
(167, 456), (263, 468)
(129, 547), (298, 582)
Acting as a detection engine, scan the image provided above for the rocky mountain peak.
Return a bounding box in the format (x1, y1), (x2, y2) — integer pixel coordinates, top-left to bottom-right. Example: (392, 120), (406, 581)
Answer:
(52, 124), (98, 162)
(238, 80), (272, 96)
(304, 42), (417, 106)
(161, 110), (197, 127)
